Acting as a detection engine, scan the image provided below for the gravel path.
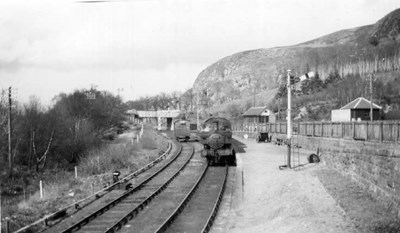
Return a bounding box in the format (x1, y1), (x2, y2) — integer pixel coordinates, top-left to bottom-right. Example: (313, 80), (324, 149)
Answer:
(211, 136), (356, 233)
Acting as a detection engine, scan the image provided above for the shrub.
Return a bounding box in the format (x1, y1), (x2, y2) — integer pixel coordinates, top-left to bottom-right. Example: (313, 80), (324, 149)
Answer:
(79, 142), (138, 176)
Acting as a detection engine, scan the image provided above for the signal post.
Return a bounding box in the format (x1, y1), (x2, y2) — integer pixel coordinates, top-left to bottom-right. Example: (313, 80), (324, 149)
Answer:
(281, 70), (315, 169)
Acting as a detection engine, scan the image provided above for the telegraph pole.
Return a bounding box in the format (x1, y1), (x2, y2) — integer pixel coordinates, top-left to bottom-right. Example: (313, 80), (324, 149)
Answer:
(8, 86), (12, 178)
(253, 85), (256, 107)
(278, 98), (281, 121)
(370, 72), (373, 121)
(286, 70), (292, 168)
(0, 190), (2, 233)
(196, 91), (199, 130)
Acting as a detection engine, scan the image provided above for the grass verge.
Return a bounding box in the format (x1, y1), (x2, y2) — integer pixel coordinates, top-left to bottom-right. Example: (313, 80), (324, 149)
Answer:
(1, 124), (168, 232)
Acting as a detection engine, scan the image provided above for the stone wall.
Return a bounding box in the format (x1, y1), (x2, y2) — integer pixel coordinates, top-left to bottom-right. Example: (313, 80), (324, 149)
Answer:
(234, 131), (400, 217)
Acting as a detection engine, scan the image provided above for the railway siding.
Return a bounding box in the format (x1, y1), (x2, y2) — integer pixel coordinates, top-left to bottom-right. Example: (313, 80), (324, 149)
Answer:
(41, 139), (182, 233)
(163, 166), (228, 233)
(65, 143), (194, 233)
(119, 143), (208, 233)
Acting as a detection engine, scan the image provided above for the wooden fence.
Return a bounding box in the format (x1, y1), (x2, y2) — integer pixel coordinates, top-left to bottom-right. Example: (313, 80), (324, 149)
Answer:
(232, 121), (400, 143)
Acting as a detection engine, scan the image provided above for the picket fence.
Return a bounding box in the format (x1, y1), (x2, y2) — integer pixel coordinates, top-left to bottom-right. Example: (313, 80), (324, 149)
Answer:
(232, 121), (400, 142)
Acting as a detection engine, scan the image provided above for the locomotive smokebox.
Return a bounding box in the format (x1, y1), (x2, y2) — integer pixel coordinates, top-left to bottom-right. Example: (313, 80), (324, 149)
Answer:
(208, 133), (225, 149)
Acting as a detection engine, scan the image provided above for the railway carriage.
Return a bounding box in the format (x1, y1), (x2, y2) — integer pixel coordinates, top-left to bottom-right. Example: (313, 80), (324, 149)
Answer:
(199, 117), (237, 166)
(174, 120), (191, 142)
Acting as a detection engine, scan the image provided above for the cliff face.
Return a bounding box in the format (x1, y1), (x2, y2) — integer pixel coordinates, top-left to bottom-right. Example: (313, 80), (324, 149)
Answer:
(193, 8), (400, 108)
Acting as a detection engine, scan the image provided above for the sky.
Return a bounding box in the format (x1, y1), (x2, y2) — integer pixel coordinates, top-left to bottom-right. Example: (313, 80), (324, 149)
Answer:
(0, 0), (399, 105)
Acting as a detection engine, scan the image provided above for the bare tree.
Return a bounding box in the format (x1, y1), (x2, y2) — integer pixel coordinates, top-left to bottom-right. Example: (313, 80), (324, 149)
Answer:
(32, 129), (54, 173)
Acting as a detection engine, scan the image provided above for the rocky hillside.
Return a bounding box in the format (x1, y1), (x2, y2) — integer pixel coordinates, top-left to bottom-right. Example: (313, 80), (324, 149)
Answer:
(193, 8), (400, 111)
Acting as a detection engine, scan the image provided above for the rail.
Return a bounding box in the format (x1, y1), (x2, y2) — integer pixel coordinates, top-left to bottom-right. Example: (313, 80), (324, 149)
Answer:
(154, 165), (209, 233)
(61, 142), (187, 233)
(14, 141), (173, 233)
(233, 121), (400, 143)
(201, 165), (228, 233)
(101, 144), (194, 233)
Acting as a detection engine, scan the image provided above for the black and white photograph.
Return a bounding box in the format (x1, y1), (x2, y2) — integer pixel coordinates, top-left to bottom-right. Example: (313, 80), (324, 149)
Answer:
(1, 0), (400, 232)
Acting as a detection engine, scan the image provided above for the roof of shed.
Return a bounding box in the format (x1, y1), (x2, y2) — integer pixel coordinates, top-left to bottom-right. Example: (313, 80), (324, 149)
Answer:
(340, 97), (381, 110)
(127, 109), (138, 115)
(137, 110), (181, 118)
(138, 111), (157, 117)
(157, 110), (181, 118)
(243, 106), (267, 116)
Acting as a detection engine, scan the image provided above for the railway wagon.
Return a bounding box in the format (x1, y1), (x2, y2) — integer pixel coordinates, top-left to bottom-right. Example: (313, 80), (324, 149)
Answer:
(174, 120), (191, 142)
(199, 117), (236, 166)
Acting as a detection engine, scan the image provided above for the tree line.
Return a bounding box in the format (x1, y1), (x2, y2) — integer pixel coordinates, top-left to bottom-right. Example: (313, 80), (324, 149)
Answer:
(125, 91), (182, 111)
(270, 67), (400, 121)
(0, 88), (126, 177)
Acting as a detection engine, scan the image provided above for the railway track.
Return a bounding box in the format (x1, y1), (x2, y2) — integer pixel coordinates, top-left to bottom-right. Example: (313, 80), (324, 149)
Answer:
(16, 139), (174, 233)
(42, 140), (229, 233)
(158, 166), (228, 233)
(41, 140), (190, 233)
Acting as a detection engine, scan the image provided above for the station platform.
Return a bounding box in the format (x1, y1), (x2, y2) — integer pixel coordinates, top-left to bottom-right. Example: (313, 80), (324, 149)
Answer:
(211, 135), (356, 233)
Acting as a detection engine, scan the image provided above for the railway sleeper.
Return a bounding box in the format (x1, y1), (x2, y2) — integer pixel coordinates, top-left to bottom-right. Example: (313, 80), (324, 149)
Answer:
(62, 144), (191, 233)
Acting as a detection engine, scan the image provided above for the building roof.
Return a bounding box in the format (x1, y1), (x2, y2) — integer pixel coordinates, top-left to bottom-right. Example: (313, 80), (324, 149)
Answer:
(126, 109), (138, 115)
(340, 97), (382, 110)
(138, 111), (157, 118)
(157, 110), (181, 118)
(243, 106), (268, 116)
(137, 110), (181, 118)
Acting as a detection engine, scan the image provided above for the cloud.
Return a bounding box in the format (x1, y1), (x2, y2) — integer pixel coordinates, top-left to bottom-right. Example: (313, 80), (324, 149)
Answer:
(1, 0), (400, 105)
(0, 0), (275, 72)
(0, 58), (22, 72)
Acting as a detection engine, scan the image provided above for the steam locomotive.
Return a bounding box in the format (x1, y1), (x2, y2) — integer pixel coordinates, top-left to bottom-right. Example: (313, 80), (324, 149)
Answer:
(199, 117), (237, 166)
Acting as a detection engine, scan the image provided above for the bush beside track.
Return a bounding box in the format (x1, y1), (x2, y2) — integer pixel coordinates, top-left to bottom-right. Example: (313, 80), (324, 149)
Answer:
(2, 124), (169, 233)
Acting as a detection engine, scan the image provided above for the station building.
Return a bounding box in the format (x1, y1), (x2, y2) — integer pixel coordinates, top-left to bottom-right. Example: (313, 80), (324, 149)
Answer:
(242, 106), (275, 124)
(135, 110), (181, 130)
(331, 97), (382, 122)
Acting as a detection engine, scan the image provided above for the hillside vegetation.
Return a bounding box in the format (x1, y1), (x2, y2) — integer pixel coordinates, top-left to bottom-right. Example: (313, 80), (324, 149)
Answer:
(189, 8), (400, 121)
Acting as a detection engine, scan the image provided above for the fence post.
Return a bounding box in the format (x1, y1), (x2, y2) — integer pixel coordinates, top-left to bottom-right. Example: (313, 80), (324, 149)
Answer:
(380, 121), (383, 142)
(397, 122), (399, 143)
(321, 122), (323, 137)
(366, 121), (368, 141)
(312, 122), (315, 137)
(341, 122), (344, 138)
(330, 122), (333, 137)
(40, 180), (43, 199)
(6, 218), (10, 233)
(298, 122), (300, 136)
(352, 121), (355, 139)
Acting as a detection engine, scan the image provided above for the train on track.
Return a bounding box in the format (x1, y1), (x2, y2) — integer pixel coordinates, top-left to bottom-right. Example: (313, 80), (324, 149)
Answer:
(173, 119), (197, 142)
(198, 117), (237, 166)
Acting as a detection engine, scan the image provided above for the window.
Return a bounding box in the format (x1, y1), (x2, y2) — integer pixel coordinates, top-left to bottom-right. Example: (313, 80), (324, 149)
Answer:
(258, 116), (269, 123)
